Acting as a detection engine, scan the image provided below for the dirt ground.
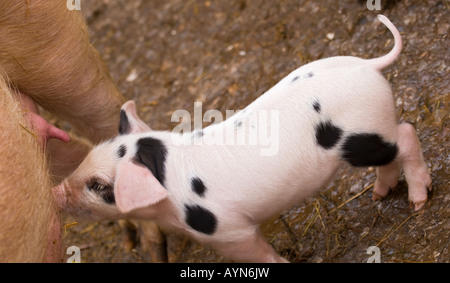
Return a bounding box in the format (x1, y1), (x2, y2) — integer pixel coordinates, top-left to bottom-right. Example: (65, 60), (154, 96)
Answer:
(62, 0), (449, 263)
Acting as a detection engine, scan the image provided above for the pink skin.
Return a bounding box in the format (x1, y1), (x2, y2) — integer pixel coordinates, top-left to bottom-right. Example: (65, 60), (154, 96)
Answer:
(19, 92), (69, 262)
(43, 210), (64, 262)
(18, 93), (71, 148)
(53, 181), (68, 211)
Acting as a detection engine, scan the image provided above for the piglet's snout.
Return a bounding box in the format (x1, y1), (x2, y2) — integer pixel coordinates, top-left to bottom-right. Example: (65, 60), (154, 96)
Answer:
(52, 182), (68, 210)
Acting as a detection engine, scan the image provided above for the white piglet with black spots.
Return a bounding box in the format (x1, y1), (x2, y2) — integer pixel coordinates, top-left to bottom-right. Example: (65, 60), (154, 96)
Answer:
(53, 15), (431, 263)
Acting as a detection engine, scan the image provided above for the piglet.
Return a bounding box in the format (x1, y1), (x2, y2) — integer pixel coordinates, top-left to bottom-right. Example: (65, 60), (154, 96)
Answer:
(53, 15), (431, 263)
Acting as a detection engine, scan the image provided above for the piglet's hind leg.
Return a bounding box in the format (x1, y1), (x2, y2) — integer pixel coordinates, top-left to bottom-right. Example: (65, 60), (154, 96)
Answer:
(373, 159), (401, 200)
(374, 123), (432, 210)
(396, 123), (432, 210)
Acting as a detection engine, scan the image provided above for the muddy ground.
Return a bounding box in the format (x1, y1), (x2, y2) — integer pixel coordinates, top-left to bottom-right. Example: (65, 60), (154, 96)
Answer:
(63, 0), (449, 263)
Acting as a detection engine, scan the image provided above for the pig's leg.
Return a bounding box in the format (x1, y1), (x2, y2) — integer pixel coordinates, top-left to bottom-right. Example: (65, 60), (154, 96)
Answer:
(373, 160), (401, 200)
(373, 123), (431, 210)
(0, 0), (125, 143)
(212, 228), (288, 263)
(118, 220), (168, 263)
(0, 78), (62, 262)
(118, 220), (139, 252)
(396, 123), (432, 210)
(137, 221), (168, 263)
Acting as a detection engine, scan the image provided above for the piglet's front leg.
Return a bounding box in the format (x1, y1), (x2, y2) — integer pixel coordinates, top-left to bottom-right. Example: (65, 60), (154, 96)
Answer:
(213, 229), (288, 263)
(18, 92), (70, 149)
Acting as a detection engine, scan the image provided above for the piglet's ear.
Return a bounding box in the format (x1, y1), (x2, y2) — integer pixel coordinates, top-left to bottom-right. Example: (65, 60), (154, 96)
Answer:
(114, 159), (168, 214)
(119, 100), (152, 135)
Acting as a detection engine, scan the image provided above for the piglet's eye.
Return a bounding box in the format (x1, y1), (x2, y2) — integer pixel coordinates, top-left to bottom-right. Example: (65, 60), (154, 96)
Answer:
(86, 180), (116, 205)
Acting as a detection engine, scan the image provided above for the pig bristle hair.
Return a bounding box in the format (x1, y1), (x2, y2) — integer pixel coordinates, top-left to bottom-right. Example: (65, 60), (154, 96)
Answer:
(0, 68), (54, 262)
(0, 0), (125, 144)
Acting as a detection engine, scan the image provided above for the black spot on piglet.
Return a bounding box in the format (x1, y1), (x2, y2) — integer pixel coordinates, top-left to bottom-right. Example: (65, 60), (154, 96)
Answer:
(315, 120), (343, 149)
(313, 100), (321, 113)
(341, 133), (398, 167)
(191, 177), (207, 197)
(304, 72), (314, 78)
(184, 204), (217, 235)
(134, 137), (168, 186)
(193, 130), (204, 138)
(234, 119), (243, 128)
(117, 144), (127, 158)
